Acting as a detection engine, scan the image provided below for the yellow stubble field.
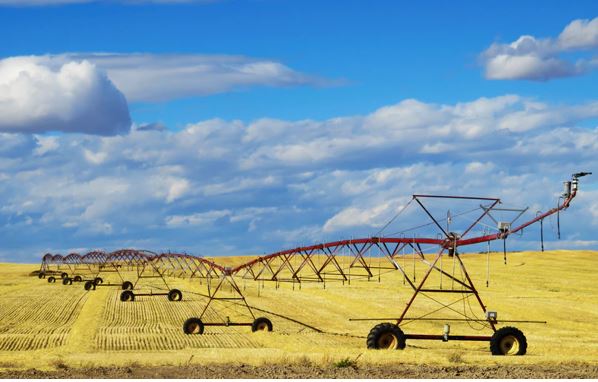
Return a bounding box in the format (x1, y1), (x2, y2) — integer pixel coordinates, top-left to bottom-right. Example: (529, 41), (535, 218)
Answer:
(0, 250), (597, 371)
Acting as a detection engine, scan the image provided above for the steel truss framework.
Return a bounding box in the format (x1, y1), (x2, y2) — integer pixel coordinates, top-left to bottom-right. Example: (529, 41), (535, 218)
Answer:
(41, 250), (226, 279)
(220, 175), (584, 350)
(36, 173), (589, 352)
(40, 249), (227, 289)
(40, 249), (259, 328)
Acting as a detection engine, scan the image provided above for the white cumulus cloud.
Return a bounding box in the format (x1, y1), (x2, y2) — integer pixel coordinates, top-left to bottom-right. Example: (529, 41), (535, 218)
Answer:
(0, 56), (131, 135)
(0, 95), (597, 260)
(481, 17), (598, 81)
(0, 52), (321, 134)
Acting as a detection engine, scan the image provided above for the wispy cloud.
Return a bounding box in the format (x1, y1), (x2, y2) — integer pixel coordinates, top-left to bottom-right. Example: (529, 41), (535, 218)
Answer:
(481, 17), (598, 81)
(12, 53), (324, 102)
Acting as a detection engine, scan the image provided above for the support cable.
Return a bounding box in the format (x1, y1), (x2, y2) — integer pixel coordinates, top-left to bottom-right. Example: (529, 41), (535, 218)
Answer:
(375, 198), (414, 236)
(385, 207), (483, 237)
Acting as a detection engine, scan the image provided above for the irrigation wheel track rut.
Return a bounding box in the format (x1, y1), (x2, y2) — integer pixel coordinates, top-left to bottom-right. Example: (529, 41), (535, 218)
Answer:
(65, 288), (109, 352)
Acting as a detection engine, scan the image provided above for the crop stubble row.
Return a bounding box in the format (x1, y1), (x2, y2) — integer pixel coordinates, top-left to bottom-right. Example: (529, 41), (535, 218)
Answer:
(96, 293), (260, 350)
(0, 284), (88, 351)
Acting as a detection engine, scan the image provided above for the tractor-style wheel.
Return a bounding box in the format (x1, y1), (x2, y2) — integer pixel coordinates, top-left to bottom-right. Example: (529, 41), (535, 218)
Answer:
(168, 289), (183, 301)
(251, 317), (273, 332)
(38, 272), (45, 279)
(62, 277), (73, 285)
(120, 290), (135, 302)
(61, 272), (68, 279)
(490, 327), (527, 356)
(48, 276), (56, 283)
(84, 281), (95, 291)
(93, 277), (103, 286)
(183, 318), (204, 334)
(366, 323), (406, 350)
(121, 281), (134, 290)
(73, 275), (82, 282)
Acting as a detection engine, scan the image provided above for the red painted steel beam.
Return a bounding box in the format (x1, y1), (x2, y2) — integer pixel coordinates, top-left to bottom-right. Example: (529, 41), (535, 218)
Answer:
(457, 189), (576, 247)
(37, 175), (583, 281)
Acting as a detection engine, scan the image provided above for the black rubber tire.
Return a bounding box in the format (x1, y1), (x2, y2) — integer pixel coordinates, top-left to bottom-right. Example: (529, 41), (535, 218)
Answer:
(168, 289), (183, 301)
(366, 323), (406, 350)
(84, 281), (95, 291)
(251, 317), (273, 332)
(48, 276), (56, 283)
(73, 275), (82, 282)
(93, 277), (103, 286)
(183, 317), (204, 334)
(490, 326), (527, 356)
(121, 281), (134, 290)
(62, 277), (72, 285)
(61, 272), (68, 279)
(120, 290), (135, 302)
(38, 272), (45, 279)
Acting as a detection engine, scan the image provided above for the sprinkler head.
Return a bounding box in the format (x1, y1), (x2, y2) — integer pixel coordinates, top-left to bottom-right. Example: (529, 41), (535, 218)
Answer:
(573, 172), (592, 179)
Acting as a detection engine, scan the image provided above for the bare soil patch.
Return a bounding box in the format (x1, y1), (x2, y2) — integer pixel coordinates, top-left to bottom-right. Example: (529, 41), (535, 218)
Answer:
(1, 363), (597, 379)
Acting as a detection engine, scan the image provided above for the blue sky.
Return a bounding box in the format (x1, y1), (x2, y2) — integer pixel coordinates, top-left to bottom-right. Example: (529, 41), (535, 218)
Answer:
(0, 0), (597, 262)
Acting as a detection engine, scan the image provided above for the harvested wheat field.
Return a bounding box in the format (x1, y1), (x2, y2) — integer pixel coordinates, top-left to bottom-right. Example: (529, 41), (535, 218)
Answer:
(0, 250), (597, 378)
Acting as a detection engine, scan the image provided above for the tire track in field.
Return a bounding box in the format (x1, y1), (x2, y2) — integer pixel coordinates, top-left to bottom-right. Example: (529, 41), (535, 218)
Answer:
(96, 291), (260, 350)
(65, 287), (110, 351)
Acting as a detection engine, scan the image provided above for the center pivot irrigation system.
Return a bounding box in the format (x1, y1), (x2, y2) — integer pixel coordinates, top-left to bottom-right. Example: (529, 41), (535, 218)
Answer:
(37, 173), (591, 356)
(39, 249), (271, 332)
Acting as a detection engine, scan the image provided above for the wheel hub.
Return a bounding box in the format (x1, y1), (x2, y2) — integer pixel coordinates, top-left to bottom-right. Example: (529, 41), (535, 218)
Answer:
(377, 332), (398, 349)
(499, 335), (520, 355)
(257, 322), (268, 331)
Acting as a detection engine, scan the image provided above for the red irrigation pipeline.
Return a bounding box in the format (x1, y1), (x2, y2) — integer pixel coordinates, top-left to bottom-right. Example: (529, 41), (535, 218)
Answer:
(456, 178), (579, 247)
(36, 172), (592, 349)
(229, 237), (445, 274)
(40, 248), (229, 282)
(39, 173), (590, 279)
(228, 172), (590, 276)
